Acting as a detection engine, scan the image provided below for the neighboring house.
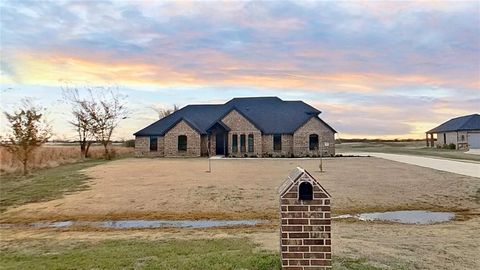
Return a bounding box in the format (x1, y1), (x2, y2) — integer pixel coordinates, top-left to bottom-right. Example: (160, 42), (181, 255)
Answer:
(134, 97), (337, 157)
(426, 114), (480, 149)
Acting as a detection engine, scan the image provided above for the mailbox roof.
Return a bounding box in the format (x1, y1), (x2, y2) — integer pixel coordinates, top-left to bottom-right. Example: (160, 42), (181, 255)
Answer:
(278, 167), (331, 198)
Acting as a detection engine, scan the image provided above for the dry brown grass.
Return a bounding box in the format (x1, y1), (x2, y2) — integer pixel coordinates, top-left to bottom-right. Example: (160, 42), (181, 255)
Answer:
(3, 157), (479, 222)
(1, 157), (479, 269)
(0, 145), (134, 174)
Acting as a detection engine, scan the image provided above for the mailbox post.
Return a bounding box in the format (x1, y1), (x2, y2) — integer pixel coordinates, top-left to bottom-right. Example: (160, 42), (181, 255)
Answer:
(278, 167), (332, 269)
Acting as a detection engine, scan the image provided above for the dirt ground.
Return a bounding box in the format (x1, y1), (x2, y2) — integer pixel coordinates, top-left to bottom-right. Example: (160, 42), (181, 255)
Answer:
(3, 157), (479, 221)
(2, 217), (479, 269)
(2, 157), (479, 269)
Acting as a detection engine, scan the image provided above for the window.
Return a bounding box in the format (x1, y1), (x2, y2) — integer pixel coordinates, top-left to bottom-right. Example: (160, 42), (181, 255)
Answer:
(240, 134), (246, 152)
(273, 134), (282, 151)
(299, 182), (313, 200)
(178, 135), (187, 151)
(309, 134), (319, 151)
(460, 135), (465, 141)
(232, 134), (238, 152)
(248, 134), (254, 152)
(149, 137), (158, 151)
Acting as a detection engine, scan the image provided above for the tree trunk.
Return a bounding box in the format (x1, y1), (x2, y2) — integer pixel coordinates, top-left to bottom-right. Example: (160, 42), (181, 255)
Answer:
(103, 143), (110, 160)
(85, 141), (92, 158)
(80, 139), (86, 159)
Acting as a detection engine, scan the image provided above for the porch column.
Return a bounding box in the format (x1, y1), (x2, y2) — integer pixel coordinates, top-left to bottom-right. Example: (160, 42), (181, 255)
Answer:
(430, 133), (434, 148)
(426, 133), (429, 147)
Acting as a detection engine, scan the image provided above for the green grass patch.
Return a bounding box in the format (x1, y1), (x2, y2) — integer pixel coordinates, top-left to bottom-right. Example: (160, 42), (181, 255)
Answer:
(0, 160), (105, 213)
(0, 238), (411, 270)
(333, 257), (385, 270)
(0, 238), (281, 270)
(337, 142), (480, 162)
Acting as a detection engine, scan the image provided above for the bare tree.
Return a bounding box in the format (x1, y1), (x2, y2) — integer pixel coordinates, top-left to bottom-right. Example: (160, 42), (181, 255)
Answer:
(1, 98), (51, 175)
(85, 87), (128, 160)
(150, 104), (179, 119)
(62, 87), (94, 159)
(62, 86), (128, 160)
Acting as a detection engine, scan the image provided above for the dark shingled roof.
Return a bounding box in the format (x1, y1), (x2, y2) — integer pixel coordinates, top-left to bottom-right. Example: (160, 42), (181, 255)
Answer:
(427, 114), (480, 133)
(134, 97), (336, 136)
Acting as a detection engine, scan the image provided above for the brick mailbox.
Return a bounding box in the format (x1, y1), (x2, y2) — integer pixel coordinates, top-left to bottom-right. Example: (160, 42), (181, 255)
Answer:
(278, 167), (332, 269)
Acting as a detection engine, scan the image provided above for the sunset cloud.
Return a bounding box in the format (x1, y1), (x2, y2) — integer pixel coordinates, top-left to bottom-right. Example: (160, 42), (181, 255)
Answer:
(1, 0), (478, 139)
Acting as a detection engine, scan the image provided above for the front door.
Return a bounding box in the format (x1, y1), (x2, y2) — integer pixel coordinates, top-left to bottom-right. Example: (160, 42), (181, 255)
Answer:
(215, 132), (225, 155)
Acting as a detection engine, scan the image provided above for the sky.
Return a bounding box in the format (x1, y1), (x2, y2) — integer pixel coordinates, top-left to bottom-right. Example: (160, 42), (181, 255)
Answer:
(1, 0), (479, 140)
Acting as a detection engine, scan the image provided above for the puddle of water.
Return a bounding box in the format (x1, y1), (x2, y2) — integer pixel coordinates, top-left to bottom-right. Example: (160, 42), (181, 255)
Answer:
(334, 211), (454, 224)
(28, 220), (263, 229)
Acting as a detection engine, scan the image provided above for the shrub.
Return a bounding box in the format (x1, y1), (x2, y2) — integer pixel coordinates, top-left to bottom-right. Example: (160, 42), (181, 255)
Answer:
(442, 143), (456, 150)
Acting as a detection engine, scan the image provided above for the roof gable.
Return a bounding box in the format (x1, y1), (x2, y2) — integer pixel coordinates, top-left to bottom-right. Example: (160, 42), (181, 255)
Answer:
(427, 114), (480, 133)
(220, 108), (262, 131)
(294, 115), (338, 134)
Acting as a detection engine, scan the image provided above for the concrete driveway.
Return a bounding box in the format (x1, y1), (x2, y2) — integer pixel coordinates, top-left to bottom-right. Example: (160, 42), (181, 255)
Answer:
(343, 152), (480, 178)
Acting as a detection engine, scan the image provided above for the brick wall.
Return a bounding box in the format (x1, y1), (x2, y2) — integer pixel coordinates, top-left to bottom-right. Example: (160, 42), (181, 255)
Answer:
(262, 134), (293, 157)
(200, 135), (209, 156)
(164, 120), (201, 157)
(293, 118), (335, 157)
(135, 136), (164, 157)
(221, 110), (262, 157)
(135, 115), (336, 158)
(280, 173), (332, 269)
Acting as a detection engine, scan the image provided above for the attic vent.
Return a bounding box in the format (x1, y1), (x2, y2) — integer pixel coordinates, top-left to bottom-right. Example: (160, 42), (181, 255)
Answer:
(299, 182), (313, 200)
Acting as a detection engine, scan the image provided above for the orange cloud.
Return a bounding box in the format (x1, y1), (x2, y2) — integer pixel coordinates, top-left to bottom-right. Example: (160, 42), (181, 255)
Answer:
(8, 49), (479, 96)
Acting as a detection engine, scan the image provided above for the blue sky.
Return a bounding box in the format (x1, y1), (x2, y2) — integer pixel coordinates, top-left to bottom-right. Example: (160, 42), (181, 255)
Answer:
(1, 0), (479, 139)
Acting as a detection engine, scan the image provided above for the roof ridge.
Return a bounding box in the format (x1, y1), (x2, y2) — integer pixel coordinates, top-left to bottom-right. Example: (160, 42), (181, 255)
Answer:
(450, 113), (479, 120)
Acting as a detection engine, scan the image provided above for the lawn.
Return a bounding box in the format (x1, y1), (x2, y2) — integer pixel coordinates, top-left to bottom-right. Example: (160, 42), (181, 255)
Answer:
(336, 141), (480, 162)
(1, 157), (479, 269)
(0, 160), (105, 213)
(4, 157), (478, 222)
(0, 238), (383, 270)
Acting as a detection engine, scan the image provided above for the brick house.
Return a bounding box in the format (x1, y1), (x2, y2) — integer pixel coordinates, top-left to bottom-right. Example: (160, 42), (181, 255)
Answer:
(134, 97), (337, 157)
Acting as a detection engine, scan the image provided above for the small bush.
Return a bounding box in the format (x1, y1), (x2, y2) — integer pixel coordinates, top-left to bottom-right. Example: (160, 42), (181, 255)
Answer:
(442, 143), (456, 150)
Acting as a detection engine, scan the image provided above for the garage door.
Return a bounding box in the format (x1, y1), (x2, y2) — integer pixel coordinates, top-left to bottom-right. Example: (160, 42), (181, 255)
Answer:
(468, 133), (480, 149)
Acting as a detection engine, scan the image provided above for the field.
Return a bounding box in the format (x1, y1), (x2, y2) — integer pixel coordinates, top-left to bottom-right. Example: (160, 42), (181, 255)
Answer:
(0, 144), (134, 174)
(336, 141), (480, 162)
(1, 157), (479, 269)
